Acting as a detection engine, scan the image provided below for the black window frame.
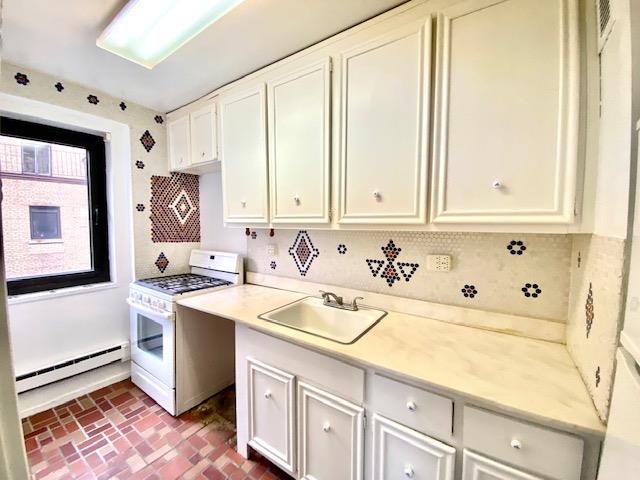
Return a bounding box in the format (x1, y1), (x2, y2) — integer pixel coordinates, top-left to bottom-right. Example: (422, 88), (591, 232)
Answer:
(29, 206), (62, 240)
(1, 116), (110, 294)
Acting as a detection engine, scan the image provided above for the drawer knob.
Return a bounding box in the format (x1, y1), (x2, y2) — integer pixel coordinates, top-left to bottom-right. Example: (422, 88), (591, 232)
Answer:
(293, 195), (300, 205)
(492, 179), (503, 189)
(404, 465), (415, 478)
(406, 401), (417, 412)
(373, 191), (381, 200)
(510, 439), (522, 450)
(322, 422), (331, 433)
(264, 391), (272, 399)
(201, 151), (205, 157)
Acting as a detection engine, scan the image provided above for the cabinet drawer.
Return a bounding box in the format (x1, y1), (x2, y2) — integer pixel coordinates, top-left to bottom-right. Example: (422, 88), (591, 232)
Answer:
(372, 414), (455, 480)
(463, 407), (583, 480)
(369, 374), (453, 441)
(247, 358), (295, 473)
(462, 449), (543, 480)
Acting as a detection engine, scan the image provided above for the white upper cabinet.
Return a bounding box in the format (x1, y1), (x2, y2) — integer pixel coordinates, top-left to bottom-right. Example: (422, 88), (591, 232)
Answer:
(431, 0), (579, 224)
(338, 20), (431, 224)
(268, 59), (331, 224)
(168, 115), (191, 171)
(190, 103), (217, 166)
(219, 83), (269, 224)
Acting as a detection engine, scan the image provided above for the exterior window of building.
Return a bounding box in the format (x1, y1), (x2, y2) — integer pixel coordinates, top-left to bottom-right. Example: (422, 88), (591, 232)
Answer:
(21, 143), (52, 175)
(0, 117), (110, 294)
(29, 206), (61, 240)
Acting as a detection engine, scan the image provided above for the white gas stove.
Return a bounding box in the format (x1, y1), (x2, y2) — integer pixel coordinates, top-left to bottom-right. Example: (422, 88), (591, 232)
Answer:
(127, 250), (243, 415)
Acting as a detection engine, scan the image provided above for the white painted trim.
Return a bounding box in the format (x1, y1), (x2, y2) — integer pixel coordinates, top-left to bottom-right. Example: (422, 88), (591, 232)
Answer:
(7, 281), (118, 306)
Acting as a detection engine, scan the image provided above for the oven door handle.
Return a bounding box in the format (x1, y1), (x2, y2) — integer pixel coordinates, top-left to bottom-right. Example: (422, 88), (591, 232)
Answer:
(127, 298), (175, 321)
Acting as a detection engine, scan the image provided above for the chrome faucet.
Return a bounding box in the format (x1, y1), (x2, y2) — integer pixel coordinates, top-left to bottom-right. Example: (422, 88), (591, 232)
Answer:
(319, 291), (364, 311)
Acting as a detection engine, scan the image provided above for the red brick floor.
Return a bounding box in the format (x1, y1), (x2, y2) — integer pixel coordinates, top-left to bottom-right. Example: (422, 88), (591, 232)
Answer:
(22, 379), (293, 480)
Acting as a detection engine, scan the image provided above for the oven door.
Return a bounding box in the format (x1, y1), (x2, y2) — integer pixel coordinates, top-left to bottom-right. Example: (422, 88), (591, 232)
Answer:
(128, 300), (175, 388)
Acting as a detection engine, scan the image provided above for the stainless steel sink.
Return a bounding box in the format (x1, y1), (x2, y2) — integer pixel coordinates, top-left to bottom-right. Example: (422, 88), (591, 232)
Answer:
(258, 297), (386, 344)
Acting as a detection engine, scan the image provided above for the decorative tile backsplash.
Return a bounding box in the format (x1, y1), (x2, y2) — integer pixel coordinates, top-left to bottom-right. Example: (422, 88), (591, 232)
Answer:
(247, 230), (572, 321)
(567, 234), (626, 422)
(150, 173), (200, 243)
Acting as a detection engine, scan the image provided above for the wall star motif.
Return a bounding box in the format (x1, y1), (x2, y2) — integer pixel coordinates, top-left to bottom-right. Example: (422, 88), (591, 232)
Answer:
(366, 240), (419, 287)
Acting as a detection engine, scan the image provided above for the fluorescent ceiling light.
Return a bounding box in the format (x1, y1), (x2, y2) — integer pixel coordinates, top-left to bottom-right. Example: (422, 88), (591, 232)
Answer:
(97, 0), (245, 69)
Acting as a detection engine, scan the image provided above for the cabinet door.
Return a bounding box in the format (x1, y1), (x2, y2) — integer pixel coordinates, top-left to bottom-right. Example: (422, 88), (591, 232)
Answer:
(372, 414), (455, 480)
(298, 381), (363, 480)
(431, 0), (579, 224)
(247, 359), (295, 473)
(268, 59), (331, 224)
(168, 115), (190, 171)
(219, 83), (269, 223)
(190, 103), (216, 165)
(462, 450), (543, 480)
(338, 20), (431, 224)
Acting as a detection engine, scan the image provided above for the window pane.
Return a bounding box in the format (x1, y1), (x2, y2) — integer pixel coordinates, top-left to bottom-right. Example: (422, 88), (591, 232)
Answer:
(30, 206), (61, 239)
(0, 135), (92, 280)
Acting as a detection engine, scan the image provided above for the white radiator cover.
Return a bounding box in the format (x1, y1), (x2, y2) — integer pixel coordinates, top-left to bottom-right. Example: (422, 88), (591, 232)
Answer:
(15, 343), (130, 393)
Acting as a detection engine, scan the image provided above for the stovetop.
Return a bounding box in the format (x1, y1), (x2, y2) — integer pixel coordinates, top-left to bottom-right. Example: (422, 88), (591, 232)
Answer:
(134, 273), (232, 295)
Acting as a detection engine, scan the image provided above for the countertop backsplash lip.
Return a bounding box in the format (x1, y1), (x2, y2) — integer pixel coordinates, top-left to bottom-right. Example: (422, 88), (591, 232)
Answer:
(246, 229), (572, 323)
(247, 272), (566, 343)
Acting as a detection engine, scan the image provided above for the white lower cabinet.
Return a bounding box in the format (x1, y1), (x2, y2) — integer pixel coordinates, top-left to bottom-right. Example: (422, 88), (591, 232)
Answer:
(372, 414), (455, 480)
(462, 450), (542, 480)
(298, 381), (364, 480)
(247, 358), (295, 474)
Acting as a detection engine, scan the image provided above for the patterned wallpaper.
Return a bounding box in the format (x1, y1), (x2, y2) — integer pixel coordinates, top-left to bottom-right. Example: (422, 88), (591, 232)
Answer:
(246, 229), (572, 322)
(1, 63), (200, 279)
(567, 234), (626, 421)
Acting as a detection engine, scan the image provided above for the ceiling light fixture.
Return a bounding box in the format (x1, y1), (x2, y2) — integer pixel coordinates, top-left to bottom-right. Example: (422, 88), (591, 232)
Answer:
(97, 0), (245, 69)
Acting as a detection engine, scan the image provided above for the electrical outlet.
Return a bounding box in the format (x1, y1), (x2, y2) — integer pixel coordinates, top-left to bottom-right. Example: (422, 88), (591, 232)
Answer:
(427, 254), (451, 272)
(266, 244), (277, 256)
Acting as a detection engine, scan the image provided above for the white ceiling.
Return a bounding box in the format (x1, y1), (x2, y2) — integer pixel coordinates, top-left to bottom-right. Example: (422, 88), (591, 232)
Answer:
(2, 0), (406, 112)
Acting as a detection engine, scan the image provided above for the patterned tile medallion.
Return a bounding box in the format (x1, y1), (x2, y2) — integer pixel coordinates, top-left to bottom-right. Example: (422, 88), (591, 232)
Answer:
(135, 160), (145, 170)
(54, 82), (64, 92)
(140, 130), (156, 153)
(150, 173), (200, 243)
(461, 284), (478, 299)
(251, 231), (257, 240)
(22, 380), (293, 480)
(135, 204), (145, 212)
(87, 94), (99, 105)
(507, 240), (527, 255)
(155, 252), (170, 273)
(289, 231), (319, 276)
(154, 115), (164, 124)
(270, 261), (277, 270)
(337, 244), (347, 255)
(119, 101), (127, 111)
(585, 282), (594, 338)
(522, 283), (542, 298)
(366, 240), (419, 287)
(15, 72), (29, 85)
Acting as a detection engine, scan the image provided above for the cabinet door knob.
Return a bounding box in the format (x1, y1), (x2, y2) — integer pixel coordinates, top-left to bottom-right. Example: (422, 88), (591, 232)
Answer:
(510, 439), (522, 450)
(373, 191), (381, 200)
(293, 195), (300, 205)
(201, 151), (205, 157)
(322, 422), (331, 433)
(264, 391), (272, 399)
(406, 401), (417, 412)
(492, 179), (503, 189)
(404, 465), (415, 478)
(241, 200), (246, 207)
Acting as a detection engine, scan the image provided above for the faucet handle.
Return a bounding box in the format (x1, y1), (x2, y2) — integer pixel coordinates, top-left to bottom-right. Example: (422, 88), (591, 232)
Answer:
(351, 296), (364, 310)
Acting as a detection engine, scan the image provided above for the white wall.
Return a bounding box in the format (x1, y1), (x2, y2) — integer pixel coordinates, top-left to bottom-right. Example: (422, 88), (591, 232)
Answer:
(199, 171), (247, 255)
(0, 94), (133, 378)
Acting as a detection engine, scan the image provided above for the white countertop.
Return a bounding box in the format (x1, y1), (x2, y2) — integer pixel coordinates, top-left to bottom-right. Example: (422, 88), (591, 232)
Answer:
(178, 284), (605, 437)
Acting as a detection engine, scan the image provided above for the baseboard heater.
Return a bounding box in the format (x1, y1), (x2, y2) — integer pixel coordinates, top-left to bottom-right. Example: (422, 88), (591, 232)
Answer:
(15, 342), (130, 393)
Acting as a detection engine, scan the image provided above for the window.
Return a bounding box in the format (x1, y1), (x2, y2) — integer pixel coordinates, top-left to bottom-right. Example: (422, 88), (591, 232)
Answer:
(22, 143), (52, 175)
(29, 206), (61, 240)
(0, 116), (110, 294)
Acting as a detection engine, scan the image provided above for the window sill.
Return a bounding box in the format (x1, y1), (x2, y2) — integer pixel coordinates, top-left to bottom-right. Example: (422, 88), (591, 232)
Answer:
(7, 281), (119, 306)
(28, 239), (63, 245)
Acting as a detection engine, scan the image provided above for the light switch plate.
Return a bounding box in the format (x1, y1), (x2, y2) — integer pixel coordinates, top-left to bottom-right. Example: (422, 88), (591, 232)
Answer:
(266, 244), (277, 256)
(427, 255), (451, 272)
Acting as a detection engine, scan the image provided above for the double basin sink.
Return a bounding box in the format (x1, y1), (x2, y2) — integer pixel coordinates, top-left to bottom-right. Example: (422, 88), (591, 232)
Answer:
(259, 296), (386, 344)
